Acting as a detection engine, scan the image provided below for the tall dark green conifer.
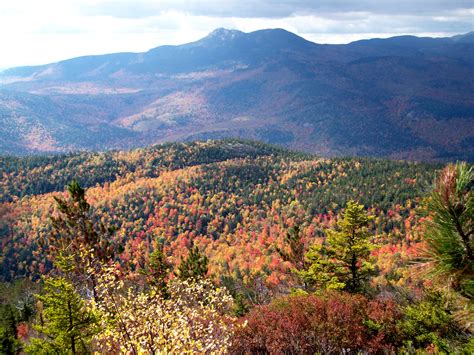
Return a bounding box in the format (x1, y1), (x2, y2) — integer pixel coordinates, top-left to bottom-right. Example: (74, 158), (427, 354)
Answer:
(141, 243), (170, 295)
(46, 181), (116, 301)
(176, 245), (209, 280)
(49, 180), (115, 264)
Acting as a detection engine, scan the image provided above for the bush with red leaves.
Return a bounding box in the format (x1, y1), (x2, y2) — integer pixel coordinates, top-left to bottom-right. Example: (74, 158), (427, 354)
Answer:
(230, 292), (402, 354)
(16, 322), (29, 340)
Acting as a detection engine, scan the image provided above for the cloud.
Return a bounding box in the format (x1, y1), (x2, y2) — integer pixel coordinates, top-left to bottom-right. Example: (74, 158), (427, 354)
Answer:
(81, 0), (473, 18)
(0, 0), (472, 68)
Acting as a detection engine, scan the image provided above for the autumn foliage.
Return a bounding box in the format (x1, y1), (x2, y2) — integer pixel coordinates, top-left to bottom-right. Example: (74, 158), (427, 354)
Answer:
(0, 140), (436, 288)
(231, 292), (402, 354)
(1, 140), (471, 353)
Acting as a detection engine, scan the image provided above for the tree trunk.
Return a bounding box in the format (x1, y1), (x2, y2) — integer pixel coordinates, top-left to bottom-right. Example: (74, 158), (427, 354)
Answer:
(350, 252), (358, 292)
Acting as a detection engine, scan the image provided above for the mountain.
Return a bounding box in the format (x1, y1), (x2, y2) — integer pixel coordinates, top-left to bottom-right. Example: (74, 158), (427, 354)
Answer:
(1, 28), (473, 160)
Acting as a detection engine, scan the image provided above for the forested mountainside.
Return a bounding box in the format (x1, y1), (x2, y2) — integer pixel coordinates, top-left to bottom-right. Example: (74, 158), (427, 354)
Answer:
(1, 140), (472, 353)
(1, 139), (437, 281)
(0, 139), (290, 203)
(1, 29), (473, 160)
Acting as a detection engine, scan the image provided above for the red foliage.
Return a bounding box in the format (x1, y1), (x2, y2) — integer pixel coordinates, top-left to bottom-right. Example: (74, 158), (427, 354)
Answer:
(231, 292), (402, 354)
(16, 322), (29, 340)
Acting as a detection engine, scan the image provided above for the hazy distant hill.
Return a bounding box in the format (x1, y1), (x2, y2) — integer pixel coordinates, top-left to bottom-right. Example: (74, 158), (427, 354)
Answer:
(1, 28), (473, 160)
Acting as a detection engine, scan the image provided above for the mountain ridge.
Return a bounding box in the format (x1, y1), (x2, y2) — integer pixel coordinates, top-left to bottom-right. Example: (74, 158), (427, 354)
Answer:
(1, 28), (473, 160)
(2, 29), (471, 74)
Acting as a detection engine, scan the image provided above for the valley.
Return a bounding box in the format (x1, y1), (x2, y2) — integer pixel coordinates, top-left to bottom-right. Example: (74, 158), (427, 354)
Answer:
(1, 29), (473, 160)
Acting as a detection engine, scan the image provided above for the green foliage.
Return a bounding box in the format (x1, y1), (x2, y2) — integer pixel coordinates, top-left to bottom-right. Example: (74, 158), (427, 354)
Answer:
(0, 280), (37, 323)
(299, 244), (346, 291)
(0, 304), (22, 354)
(220, 274), (253, 316)
(141, 243), (170, 295)
(231, 293), (250, 317)
(461, 338), (474, 354)
(26, 277), (98, 354)
(300, 200), (376, 293)
(398, 295), (454, 352)
(422, 162), (473, 299)
(176, 245), (209, 280)
(49, 180), (116, 264)
(0, 139), (293, 203)
(0, 280), (38, 354)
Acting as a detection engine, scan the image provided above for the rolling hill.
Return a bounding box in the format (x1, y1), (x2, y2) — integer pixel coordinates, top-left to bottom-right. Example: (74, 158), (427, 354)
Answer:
(1, 28), (473, 160)
(0, 139), (438, 282)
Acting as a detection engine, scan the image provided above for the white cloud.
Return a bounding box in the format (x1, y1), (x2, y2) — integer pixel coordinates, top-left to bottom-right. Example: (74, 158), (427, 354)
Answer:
(0, 0), (472, 69)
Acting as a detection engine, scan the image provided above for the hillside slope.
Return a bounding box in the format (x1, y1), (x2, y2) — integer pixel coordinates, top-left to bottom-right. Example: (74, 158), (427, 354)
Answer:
(0, 140), (438, 282)
(1, 29), (473, 160)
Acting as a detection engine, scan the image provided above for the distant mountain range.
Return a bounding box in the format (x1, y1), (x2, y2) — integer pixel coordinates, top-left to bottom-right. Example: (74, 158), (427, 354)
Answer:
(1, 28), (473, 160)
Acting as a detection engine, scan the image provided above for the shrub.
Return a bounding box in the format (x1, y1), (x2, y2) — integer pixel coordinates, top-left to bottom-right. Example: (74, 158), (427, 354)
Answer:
(230, 292), (401, 354)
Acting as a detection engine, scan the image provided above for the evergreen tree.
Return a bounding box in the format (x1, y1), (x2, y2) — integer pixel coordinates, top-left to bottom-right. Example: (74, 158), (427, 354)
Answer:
(49, 180), (115, 263)
(0, 304), (21, 354)
(276, 225), (307, 289)
(46, 181), (116, 301)
(26, 277), (98, 354)
(276, 226), (306, 270)
(220, 274), (251, 316)
(141, 243), (170, 296)
(300, 200), (376, 293)
(176, 245), (208, 280)
(420, 162), (473, 330)
(422, 162), (473, 297)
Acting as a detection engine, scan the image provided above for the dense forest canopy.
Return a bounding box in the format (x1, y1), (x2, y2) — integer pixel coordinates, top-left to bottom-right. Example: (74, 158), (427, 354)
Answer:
(1, 139), (437, 281)
(0, 139), (472, 353)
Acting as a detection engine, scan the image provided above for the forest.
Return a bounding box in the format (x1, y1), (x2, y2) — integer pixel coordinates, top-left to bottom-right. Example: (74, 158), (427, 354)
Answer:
(0, 139), (472, 353)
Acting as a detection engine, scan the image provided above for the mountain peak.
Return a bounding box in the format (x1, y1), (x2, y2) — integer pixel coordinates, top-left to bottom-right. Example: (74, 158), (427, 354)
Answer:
(451, 31), (474, 43)
(207, 28), (244, 41)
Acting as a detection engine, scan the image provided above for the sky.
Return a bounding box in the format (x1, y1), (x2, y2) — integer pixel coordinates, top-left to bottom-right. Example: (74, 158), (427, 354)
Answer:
(0, 0), (473, 69)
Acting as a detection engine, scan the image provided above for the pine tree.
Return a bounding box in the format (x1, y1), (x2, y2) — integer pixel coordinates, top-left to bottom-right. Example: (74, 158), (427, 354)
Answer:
(49, 180), (115, 263)
(276, 225), (307, 289)
(26, 277), (98, 354)
(276, 226), (306, 270)
(176, 245), (208, 280)
(46, 181), (116, 300)
(300, 200), (376, 293)
(422, 162), (473, 297)
(141, 243), (170, 295)
(420, 162), (473, 330)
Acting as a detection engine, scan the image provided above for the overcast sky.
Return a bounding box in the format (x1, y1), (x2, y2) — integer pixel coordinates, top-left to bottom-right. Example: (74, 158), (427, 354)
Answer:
(0, 0), (472, 69)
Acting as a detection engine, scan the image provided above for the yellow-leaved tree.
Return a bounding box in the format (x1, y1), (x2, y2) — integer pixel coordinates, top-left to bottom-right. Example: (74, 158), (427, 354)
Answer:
(90, 260), (239, 354)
